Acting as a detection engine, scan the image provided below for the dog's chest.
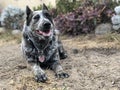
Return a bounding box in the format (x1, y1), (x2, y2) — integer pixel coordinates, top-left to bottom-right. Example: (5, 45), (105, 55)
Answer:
(38, 41), (57, 63)
(31, 36), (57, 62)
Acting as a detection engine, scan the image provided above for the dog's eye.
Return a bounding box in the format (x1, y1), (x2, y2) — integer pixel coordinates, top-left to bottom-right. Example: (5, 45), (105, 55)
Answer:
(33, 14), (40, 20)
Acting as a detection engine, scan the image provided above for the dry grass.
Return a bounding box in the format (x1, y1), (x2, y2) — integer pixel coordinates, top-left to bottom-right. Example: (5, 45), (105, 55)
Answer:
(1, 30), (120, 49)
(1, 31), (120, 90)
(0, 31), (21, 46)
(61, 33), (120, 50)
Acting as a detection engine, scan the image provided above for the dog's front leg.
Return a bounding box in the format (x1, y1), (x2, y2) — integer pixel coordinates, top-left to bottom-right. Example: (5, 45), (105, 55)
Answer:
(29, 63), (47, 82)
(58, 41), (67, 59)
(51, 50), (69, 78)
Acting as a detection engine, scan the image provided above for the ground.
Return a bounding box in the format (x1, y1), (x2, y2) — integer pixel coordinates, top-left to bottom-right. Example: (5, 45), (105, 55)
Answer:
(0, 32), (120, 90)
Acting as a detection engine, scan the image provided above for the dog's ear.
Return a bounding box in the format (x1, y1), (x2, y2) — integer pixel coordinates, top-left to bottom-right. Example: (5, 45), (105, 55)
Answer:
(26, 6), (32, 16)
(42, 3), (48, 11)
(26, 6), (32, 26)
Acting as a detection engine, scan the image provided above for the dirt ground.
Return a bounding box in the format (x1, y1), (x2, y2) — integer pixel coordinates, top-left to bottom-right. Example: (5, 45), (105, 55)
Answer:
(0, 34), (120, 90)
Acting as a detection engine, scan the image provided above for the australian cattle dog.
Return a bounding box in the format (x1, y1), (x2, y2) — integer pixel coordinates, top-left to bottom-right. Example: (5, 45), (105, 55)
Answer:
(21, 4), (69, 82)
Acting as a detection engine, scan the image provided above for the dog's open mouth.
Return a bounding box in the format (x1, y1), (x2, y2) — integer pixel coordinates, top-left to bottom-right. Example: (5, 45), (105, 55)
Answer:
(35, 30), (51, 37)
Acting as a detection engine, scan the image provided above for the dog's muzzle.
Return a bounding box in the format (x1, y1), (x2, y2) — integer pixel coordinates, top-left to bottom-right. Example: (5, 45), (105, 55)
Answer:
(35, 22), (52, 37)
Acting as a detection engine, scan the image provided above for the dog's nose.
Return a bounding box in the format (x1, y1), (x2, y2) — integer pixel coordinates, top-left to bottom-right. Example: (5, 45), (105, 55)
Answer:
(43, 22), (51, 30)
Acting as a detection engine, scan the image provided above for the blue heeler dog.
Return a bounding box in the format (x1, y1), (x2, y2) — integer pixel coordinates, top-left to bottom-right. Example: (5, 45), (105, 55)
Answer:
(21, 4), (69, 82)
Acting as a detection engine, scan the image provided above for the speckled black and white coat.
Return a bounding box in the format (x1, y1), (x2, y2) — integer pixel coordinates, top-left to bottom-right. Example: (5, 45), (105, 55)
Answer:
(22, 27), (65, 67)
(21, 4), (69, 82)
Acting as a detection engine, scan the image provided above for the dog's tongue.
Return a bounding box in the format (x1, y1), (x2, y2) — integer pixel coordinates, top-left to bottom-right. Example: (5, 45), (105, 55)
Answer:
(37, 30), (51, 36)
(38, 55), (45, 62)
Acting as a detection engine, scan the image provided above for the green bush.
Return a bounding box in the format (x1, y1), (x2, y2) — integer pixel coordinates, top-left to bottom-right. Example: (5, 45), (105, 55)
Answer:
(33, 4), (53, 11)
(33, 4), (58, 18)
(56, 0), (81, 14)
(33, 5), (42, 11)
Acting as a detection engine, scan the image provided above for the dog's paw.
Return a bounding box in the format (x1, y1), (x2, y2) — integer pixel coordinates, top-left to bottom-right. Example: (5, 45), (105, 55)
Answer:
(35, 74), (48, 83)
(55, 72), (69, 79)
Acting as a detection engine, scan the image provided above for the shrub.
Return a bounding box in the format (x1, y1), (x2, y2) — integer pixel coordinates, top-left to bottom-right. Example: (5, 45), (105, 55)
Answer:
(56, 0), (81, 14)
(54, 1), (114, 35)
(33, 4), (57, 18)
(1, 6), (24, 30)
(33, 5), (42, 11)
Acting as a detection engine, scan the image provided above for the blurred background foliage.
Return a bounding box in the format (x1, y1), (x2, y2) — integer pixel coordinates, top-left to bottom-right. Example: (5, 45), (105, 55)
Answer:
(0, 0), (120, 35)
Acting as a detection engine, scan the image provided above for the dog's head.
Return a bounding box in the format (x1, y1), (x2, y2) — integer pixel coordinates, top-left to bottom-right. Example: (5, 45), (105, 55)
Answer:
(26, 4), (54, 38)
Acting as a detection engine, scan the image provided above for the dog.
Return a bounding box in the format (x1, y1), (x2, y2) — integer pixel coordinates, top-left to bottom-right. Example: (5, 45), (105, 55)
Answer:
(21, 4), (69, 82)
